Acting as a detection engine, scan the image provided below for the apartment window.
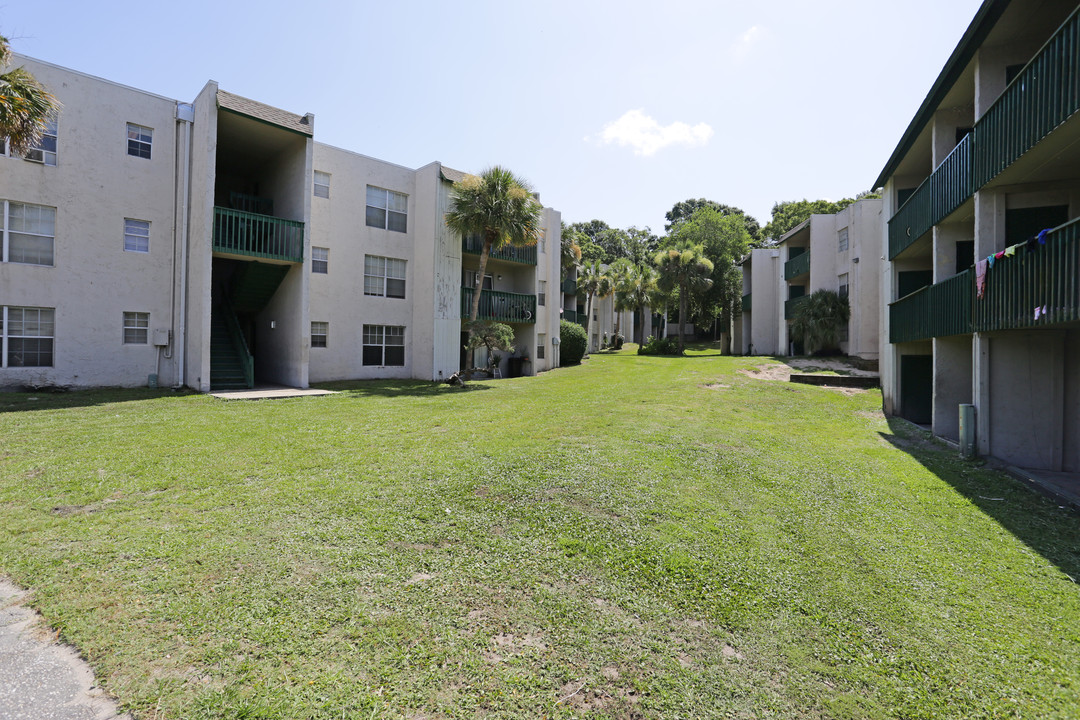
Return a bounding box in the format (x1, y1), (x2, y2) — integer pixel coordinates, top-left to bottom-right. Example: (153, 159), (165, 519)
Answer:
(2, 201), (56, 266)
(311, 321), (328, 348)
(25, 116), (58, 166)
(538, 227), (546, 254)
(314, 171), (330, 198)
(127, 123), (152, 159)
(365, 186), (407, 233)
(838, 227), (849, 252)
(364, 255), (406, 298)
(538, 280), (547, 307)
(2, 306), (54, 367)
(537, 333), (546, 360)
(312, 247), (328, 274)
(838, 273), (849, 300)
(363, 325), (405, 366)
(124, 219), (150, 253)
(123, 312), (149, 344)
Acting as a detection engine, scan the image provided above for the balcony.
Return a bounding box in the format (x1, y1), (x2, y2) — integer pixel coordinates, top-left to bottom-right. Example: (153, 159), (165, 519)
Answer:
(889, 218), (1079, 341)
(784, 295), (807, 320)
(461, 287), (537, 324)
(461, 235), (537, 265)
(213, 207), (304, 263)
(784, 251), (810, 281)
(742, 293), (752, 312)
(562, 278), (577, 295)
(888, 6), (1080, 260)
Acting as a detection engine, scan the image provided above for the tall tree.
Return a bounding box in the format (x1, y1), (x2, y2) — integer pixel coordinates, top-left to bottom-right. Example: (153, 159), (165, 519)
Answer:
(670, 207), (751, 345)
(654, 242), (713, 354)
(0, 36), (61, 155)
(560, 225), (583, 277)
(619, 263), (657, 345)
(790, 289), (850, 355)
(608, 258), (636, 341)
(566, 220), (611, 264)
(665, 198), (760, 243)
(446, 167), (542, 326)
(760, 194), (879, 243)
(576, 260), (612, 355)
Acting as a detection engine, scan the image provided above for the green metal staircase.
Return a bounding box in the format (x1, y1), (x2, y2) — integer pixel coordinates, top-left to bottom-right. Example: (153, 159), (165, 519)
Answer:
(210, 303), (253, 390)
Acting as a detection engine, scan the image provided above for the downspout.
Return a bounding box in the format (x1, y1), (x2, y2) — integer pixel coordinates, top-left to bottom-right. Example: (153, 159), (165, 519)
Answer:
(174, 102), (194, 388)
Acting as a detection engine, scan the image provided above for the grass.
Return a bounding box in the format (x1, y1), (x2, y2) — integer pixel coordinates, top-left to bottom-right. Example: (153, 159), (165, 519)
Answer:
(1, 345), (1078, 719)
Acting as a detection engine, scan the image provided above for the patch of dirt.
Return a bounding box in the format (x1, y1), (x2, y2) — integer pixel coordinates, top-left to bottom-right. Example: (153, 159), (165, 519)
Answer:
(492, 632), (548, 653)
(721, 644), (745, 660)
(473, 486), (490, 497)
(703, 383), (731, 390)
(404, 573), (434, 585)
(857, 409), (886, 420)
(742, 358), (878, 394)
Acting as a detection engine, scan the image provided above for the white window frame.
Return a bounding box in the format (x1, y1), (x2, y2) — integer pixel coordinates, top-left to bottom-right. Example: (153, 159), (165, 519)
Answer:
(838, 273), (849, 300)
(2, 305), (55, 368)
(314, 171), (330, 199)
(537, 333), (546, 360)
(124, 218), (150, 253)
(2, 200), (56, 266)
(123, 312), (149, 344)
(364, 255), (406, 298)
(362, 324), (405, 366)
(538, 280), (547, 307)
(838, 226), (849, 252)
(312, 246), (329, 274)
(464, 270), (493, 290)
(365, 186), (407, 233)
(24, 116), (58, 166)
(311, 321), (328, 348)
(127, 123), (153, 159)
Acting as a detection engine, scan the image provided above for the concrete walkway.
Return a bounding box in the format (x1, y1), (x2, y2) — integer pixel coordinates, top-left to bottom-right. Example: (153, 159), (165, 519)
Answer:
(209, 385), (337, 401)
(1008, 467), (1080, 511)
(0, 580), (131, 720)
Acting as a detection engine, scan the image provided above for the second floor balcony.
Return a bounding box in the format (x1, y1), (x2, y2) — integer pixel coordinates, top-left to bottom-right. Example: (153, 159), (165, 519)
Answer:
(461, 235), (537, 265)
(461, 287), (537, 324)
(784, 251), (810, 281)
(213, 207), (304, 263)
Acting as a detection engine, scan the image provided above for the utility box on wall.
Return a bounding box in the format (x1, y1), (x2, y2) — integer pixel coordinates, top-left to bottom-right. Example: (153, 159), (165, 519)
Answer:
(153, 329), (170, 347)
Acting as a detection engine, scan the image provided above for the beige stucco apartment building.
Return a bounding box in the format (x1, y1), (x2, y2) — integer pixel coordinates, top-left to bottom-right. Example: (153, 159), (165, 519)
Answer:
(738, 198), (882, 360)
(0, 55), (562, 392)
(878, 0), (1080, 471)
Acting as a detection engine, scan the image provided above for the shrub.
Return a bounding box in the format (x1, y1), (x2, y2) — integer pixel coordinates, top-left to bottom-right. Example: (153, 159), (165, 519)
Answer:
(637, 335), (681, 356)
(559, 320), (587, 365)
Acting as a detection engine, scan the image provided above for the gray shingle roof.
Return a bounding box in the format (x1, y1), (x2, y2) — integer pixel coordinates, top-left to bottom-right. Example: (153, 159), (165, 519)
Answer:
(217, 90), (313, 137)
(440, 166), (472, 184)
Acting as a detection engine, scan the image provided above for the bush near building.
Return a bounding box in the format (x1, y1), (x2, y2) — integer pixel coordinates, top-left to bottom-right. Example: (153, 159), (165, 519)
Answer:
(559, 320), (587, 365)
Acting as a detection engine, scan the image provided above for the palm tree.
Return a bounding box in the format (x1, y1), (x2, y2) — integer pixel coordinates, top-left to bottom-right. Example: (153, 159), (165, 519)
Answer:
(609, 258), (636, 342)
(654, 242), (714, 354)
(576, 260), (612, 355)
(790, 289), (850, 355)
(0, 36), (61, 156)
(621, 264), (657, 345)
(445, 167), (542, 324)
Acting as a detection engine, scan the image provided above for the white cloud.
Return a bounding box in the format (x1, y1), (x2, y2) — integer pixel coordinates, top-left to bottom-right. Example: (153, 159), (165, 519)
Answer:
(730, 25), (762, 63)
(594, 109), (714, 157)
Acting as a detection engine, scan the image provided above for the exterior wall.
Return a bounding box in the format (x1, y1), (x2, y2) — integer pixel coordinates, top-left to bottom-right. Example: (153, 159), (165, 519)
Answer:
(741, 248), (780, 355)
(1, 57), (181, 390)
(2, 55), (567, 391)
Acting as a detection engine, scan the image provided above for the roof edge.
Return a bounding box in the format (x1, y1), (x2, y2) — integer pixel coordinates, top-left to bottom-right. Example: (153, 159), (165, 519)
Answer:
(873, 0), (1010, 190)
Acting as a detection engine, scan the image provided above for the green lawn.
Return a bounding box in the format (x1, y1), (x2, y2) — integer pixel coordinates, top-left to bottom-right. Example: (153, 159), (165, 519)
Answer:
(1, 347), (1077, 719)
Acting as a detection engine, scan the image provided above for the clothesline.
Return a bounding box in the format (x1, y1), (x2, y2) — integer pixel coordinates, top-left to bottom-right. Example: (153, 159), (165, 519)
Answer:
(974, 227), (1053, 301)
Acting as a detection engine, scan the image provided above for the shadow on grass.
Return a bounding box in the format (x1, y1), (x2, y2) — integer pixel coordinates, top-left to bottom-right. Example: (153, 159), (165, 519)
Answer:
(314, 379), (491, 399)
(879, 417), (1080, 582)
(0, 387), (196, 414)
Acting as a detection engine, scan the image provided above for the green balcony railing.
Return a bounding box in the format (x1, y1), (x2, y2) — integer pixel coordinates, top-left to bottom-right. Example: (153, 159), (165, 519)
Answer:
(784, 295), (807, 320)
(888, 6), (1080, 260)
(742, 293), (752, 312)
(972, 6), (1080, 189)
(462, 235), (537, 265)
(213, 207), (304, 262)
(461, 287), (537, 324)
(562, 309), (578, 323)
(784, 250), (810, 280)
(562, 278), (577, 295)
(889, 218), (1080, 342)
(975, 218), (1080, 332)
(889, 133), (972, 259)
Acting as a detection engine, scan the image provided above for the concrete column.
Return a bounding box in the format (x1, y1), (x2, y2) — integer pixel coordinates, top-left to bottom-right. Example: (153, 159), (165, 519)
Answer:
(933, 223), (972, 282)
(933, 336), (972, 442)
(974, 189), (1005, 258)
(973, 333), (991, 456)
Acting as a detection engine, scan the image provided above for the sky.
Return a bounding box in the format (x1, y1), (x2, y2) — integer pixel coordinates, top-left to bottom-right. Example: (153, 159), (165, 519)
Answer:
(3, 0), (985, 235)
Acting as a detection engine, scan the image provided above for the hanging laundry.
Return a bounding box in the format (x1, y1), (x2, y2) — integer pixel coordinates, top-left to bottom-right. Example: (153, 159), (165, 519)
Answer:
(1004, 245), (1017, 257)
(994, 250), (1005, 259)
(1027, 235), (1040, 252)
(987, 254), (996, 269)
(1035, 306), (1042, 320)
(976, 259), (988, 299)
(1037, 228), (1051, 244)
